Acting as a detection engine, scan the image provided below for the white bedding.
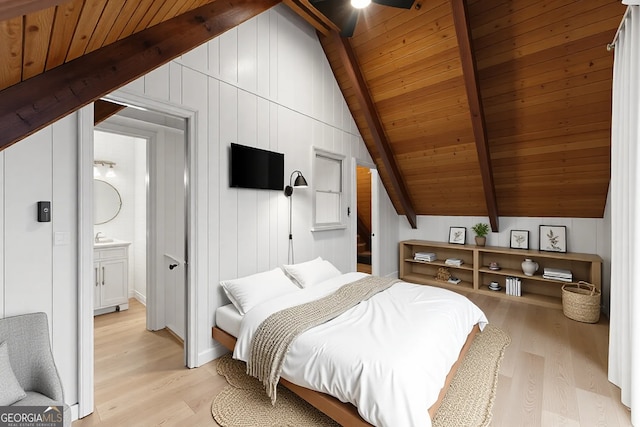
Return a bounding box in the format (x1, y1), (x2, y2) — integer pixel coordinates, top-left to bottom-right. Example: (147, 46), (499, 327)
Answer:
(215, 303), (243, 338)
(234, 272), (488, 427)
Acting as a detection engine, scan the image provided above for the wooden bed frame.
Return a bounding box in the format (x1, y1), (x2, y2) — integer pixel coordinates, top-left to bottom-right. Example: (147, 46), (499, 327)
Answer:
(212, 324), (480, 426)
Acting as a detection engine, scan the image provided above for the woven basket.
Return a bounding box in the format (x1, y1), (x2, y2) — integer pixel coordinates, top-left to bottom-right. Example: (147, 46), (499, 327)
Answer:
(562, 281), (601, 323)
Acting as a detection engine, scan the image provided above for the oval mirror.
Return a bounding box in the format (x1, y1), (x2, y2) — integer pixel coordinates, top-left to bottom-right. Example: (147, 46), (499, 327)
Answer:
(94, 180), (122, 225)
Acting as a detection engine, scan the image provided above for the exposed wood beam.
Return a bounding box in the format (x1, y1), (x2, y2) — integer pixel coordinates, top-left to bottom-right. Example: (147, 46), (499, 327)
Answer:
(0, 0), (279, 151)
(94, 99), (125, 126)
(0, 0), (61, 21)
(450, 0), (499, 232)
(283, 0), (338, 35)
(326, 31), (417, 229)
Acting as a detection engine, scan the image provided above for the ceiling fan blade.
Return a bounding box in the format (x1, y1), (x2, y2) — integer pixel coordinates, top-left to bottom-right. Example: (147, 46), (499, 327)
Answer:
(311, 0), (360, 37)
(372, 0), (415, 8)
(340, 10), (359, 37)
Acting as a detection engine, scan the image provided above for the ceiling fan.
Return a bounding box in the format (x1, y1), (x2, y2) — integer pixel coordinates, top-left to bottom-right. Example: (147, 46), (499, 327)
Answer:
(310, 0), (415, 38)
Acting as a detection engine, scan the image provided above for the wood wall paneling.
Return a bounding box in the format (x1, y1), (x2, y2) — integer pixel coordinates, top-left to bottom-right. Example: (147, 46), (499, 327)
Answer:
(0, 16), (22, 88)
(0, 0), (279, 152)
(45, 0), (83, 71)
(22, 7), (55, 80)
(357, 165), (372, 233)
(84, 0), (130, 54)
(0, 0), (62, 22)
(66, 0), (109, 62)
(117, 0), (155, 40)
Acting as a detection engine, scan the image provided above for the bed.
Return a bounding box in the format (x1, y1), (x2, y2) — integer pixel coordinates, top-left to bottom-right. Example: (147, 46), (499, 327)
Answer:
(212, 260), (487, 427)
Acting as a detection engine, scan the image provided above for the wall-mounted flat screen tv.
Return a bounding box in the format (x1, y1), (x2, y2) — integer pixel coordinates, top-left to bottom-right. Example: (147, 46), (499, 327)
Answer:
(230, 143), (284, 190)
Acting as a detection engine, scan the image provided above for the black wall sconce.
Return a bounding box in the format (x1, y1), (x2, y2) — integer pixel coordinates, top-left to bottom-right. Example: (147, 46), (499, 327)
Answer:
(285, 170), (308, 264)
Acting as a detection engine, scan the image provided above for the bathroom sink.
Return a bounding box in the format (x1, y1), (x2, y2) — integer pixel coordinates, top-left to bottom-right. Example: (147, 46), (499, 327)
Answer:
(94, 238), (118, 248)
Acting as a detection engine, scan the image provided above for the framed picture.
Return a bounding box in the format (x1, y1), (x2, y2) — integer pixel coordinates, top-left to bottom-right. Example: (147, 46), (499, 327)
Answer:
(448, 227), (466, 245)
(539, 225), (567, 253)
(510, 230), (529, 249)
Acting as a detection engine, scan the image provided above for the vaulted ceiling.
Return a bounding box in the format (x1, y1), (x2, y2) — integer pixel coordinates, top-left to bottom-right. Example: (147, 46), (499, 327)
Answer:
(0, 0), (626, 229)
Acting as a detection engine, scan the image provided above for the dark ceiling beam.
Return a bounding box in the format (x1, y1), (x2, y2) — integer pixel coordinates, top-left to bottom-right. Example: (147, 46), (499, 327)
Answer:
(326, 31), (417, 229)
(283, 0), (338, 35)
(450, 0), (499, 232)
(0, 0), (279, 151)
(0, 0), (61, 21)
(94, 99), (126, 126)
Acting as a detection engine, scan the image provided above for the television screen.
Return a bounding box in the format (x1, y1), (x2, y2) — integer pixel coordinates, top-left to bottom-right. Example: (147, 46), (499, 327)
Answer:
(230, 143), (284, 190)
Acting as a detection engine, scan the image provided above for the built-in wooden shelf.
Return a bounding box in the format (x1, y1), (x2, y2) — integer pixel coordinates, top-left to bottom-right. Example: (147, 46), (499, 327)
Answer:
(399, 240), (603, 310)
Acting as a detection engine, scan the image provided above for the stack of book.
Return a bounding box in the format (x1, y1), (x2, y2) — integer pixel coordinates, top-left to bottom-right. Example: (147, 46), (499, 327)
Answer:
(414, 252), (436, 262)
(543, 267), (573, 282)
(506, 276), (522, 296)
(445, 258), (464, 267)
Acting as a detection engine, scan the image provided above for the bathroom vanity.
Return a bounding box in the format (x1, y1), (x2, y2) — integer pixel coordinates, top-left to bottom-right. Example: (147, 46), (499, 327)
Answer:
(94, 240), (130, 315)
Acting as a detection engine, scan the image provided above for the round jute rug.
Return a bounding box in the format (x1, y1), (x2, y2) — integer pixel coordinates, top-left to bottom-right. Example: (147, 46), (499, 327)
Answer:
(212, 354), (338, 427)
(211, 324), (510, 427)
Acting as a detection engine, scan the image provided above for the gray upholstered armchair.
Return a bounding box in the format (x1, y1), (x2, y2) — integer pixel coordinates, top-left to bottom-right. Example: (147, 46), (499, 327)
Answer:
(0, 312), (70, 426)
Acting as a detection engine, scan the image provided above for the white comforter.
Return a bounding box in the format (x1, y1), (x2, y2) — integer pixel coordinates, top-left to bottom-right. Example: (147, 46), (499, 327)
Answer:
(234, 272), (488, 427)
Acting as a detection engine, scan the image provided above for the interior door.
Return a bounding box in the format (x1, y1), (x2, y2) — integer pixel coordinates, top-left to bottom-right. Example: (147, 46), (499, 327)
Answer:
(150, 128), (187, 340)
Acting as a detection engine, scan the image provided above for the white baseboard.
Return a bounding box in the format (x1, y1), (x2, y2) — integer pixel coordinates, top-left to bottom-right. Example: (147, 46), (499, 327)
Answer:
(133, 290), (146, 305)
(70, 403), (79, 421)
(197, 342), (229, 367)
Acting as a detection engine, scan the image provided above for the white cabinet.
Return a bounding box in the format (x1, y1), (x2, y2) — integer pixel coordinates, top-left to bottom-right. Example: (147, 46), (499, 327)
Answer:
(94, 242), (130, 315)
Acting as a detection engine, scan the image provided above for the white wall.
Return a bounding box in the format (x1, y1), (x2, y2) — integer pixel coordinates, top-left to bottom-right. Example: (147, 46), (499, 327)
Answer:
(0, 115), (79, 409)
(0, 4), (380, 413)
(119, 3), (377, 363)
(374, 170), (400, 277)
(94, 131), (147, 301)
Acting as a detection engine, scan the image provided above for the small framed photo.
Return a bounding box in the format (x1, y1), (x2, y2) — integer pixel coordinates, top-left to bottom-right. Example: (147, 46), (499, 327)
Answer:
(510, 230), (529, 249)
(539, 225), (567, 253)
(448, 227), (466, 245)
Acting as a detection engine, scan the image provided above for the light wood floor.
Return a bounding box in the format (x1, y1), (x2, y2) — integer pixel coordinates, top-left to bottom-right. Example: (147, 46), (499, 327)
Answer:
(73, 299), (227, 427)
(73, 295), (632, 426)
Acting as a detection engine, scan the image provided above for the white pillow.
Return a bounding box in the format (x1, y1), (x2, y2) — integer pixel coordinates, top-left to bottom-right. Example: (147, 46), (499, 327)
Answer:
(282, 257), (342, 288)
(220, 268), (299, 315)
(0, 341), (26, 406)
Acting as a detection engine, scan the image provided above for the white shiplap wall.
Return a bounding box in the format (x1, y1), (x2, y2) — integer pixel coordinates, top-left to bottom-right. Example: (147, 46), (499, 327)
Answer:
(0, 114), (79, 408)
(120, 4), (386, 363)
(0, 4), (394, 414)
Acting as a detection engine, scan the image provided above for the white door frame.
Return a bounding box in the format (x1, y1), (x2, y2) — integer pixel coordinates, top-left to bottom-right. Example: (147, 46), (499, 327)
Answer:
(352, 159), (379, 275)
(77, 90), (199, 418)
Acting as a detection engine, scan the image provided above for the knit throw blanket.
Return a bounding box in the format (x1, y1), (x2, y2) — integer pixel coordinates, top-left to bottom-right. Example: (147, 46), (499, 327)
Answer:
(247, 275), (400, 404)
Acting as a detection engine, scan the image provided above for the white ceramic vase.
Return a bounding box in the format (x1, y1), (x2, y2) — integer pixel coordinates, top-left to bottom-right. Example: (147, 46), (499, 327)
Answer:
(521, 258), (539, 276)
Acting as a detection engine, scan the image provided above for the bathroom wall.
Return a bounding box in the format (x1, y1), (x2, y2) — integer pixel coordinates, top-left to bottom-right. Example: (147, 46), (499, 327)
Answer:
(94, 130), (147, 301)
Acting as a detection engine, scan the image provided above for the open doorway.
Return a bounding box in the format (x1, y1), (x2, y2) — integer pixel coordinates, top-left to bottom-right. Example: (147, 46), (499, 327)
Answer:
(79, 92), (198, 418)
(94, 104), (188, 343)
(356, 165), (373, 274)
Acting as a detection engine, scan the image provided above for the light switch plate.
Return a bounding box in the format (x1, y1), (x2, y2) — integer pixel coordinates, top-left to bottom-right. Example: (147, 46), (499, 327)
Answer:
(54, 231), (70, 246)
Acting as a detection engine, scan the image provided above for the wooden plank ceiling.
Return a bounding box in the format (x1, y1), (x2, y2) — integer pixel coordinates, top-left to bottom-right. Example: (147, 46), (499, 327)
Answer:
(297, 0), (624, 225)
(0, 0), (626, 224)
(0, 0), (277, 150)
